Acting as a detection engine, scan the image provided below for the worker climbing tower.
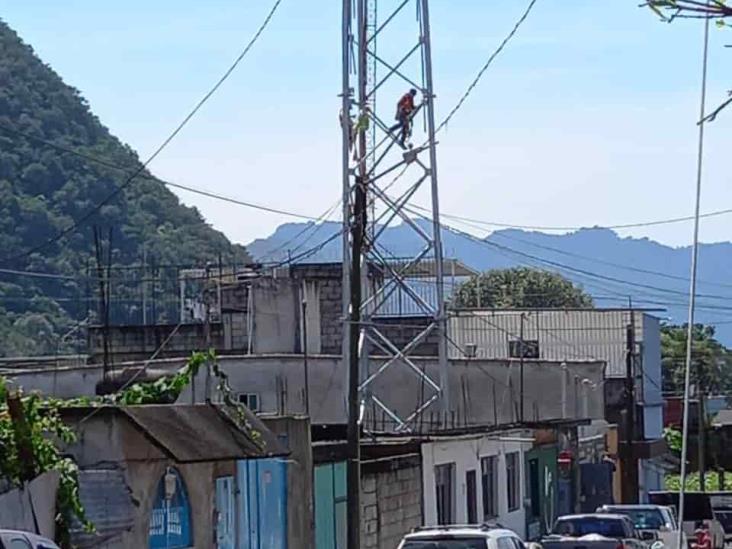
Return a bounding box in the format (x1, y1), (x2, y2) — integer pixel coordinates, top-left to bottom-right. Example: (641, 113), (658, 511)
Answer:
(340, 0), (448, 436)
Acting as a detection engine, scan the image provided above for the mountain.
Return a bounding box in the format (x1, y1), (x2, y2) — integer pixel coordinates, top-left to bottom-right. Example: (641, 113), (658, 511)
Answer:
(248, 220), (732, 345)
(0, 20), (249, 356)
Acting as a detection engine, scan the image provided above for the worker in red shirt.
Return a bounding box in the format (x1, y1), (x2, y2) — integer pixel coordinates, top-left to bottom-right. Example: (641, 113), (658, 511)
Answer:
(390, 88), (418, 146)
(693, 521), (712, 549)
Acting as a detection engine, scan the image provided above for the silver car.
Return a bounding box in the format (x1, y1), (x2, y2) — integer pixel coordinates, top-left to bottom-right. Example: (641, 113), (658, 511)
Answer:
(0, 530), (59, 549)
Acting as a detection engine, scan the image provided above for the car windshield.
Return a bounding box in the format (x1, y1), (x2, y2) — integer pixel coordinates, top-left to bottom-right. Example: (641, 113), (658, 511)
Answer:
(714, 509), (732, 532)
(607, 509), (666, 530)
(402, 538), (486, 549)
(553, 518), (627, 538)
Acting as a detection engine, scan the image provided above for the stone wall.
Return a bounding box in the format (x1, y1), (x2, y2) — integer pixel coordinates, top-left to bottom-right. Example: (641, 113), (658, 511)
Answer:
(361, 454), (422, 549)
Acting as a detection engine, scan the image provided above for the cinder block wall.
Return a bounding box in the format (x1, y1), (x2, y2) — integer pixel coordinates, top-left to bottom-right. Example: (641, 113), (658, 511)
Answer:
(361, 454), (423, 549)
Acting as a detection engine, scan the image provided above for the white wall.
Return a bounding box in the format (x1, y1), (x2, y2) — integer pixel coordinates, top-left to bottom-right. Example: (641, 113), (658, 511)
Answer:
(422, 432), (532, 537)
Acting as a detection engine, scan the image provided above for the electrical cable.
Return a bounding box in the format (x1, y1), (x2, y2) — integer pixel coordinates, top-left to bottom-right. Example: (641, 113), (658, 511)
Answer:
(436, 0), (540, 133)
(2, 0), (284, 264)
(0, 125), (321, 223)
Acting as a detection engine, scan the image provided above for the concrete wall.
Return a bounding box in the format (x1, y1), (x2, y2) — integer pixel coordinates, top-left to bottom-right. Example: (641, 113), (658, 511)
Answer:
(362, 454), (422, 549)
(8, 355), (605, 429)
(0, 472), (59, 540)
(421, 431), (533, 537)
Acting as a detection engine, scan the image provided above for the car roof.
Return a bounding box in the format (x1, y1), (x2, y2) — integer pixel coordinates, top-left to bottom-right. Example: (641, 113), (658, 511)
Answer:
(405, 527), (520, 540)
(557, 514), (630, 520)
(600, 505), (665, 510)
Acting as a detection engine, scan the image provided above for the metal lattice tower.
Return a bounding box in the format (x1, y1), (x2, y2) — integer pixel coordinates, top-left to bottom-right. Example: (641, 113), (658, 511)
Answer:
(341, 0), (448, 434)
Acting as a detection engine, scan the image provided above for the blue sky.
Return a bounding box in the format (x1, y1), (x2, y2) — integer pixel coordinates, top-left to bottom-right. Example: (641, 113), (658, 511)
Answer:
(3, 0), (731, 248)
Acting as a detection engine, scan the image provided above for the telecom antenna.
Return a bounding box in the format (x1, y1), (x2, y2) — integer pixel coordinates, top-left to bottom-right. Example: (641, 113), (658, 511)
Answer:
(341, 0), (448, 437)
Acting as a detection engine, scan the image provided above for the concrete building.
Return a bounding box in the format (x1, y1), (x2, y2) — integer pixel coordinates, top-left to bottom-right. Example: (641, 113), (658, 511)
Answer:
(448, 308), (666, 501)
(59, 404), (289, 548)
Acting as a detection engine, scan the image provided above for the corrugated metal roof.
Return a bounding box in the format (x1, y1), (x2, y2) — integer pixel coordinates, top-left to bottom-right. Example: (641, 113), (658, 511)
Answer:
(61, 404), (287, 462)
(120, 404), (286, 462)
(70, 467), (135, 548)
(448, 309), (653, 377)
(374, 277), (467, 317)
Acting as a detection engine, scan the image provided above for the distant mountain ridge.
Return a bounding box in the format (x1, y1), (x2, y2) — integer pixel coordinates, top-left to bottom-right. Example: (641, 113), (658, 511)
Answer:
(248, 220), (732, 344)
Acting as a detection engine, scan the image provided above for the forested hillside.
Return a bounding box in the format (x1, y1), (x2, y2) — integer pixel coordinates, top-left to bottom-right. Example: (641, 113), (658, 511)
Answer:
(0, 20), (249, 356)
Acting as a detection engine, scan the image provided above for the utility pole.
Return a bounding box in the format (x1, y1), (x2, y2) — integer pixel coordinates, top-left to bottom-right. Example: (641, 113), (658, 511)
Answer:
(302, 295), (311, 416)
(519, 313), (525, 423)
(698, 357), (707, 491)
(621, 314), (639, 503)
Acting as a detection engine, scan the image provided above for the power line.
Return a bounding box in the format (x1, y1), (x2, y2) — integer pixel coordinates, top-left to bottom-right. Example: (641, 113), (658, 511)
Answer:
(2, 0), (284, 264)
(436, 0), (540, 133)
(489, 229), (732, 290)
(430, 212), (732, 302)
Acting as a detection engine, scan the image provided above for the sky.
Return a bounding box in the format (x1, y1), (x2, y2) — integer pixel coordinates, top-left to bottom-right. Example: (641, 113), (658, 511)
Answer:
(2, 0), (732, 249)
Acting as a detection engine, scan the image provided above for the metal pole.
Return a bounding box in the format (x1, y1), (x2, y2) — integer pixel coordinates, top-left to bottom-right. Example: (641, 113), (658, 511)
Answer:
(519, 313), (525, 423)
(302, 296), (311, 416)
(622, 315), (639, 503)
(341, 0), (361, 546)
(420, 0), (449, 413)
(678, 10), (710, 546)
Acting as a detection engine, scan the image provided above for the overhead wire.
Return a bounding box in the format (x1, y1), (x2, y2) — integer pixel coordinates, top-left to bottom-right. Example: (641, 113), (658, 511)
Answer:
(2, 0), (285, 264)
(435, 0), (540, 133)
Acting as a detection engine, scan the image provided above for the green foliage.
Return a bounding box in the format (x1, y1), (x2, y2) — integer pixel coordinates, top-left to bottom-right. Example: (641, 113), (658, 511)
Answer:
(666, 472), (732, 492)
(661, 324), (732, 394)
(0, 20), (251, 356)
(454, 267), (594, 309)
(664, 426), (682, 453)
(0, 377), (93, 543)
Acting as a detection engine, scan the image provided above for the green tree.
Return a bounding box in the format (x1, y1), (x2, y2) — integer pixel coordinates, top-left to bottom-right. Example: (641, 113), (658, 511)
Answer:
(453, 267), (594, 309)
(661, 324), (732, 394)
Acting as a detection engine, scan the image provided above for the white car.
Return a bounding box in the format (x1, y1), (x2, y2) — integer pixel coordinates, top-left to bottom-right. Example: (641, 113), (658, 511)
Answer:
(397, 524), (537, 549)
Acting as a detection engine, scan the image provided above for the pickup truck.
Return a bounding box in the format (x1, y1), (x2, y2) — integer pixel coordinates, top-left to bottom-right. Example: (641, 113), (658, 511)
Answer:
(541, 514), (655, 549)
(597, 504), (688, 549)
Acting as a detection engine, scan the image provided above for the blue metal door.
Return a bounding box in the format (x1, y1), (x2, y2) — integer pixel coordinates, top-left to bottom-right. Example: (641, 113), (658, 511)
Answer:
(314, 462), (347, 549)
(238, 458), (288, 549)
(216, 476), (235, 549)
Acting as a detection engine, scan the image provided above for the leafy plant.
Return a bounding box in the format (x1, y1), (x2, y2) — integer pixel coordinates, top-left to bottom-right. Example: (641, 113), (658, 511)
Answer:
(664, 426), (683, 453)
(666, 471), (732, 491)
(0, 377), (93, 545)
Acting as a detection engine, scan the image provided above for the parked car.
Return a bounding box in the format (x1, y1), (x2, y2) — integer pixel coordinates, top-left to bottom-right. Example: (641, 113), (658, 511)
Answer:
(0, 530), (59, 549)
(397, 524), (537, 549)
(541, 514), (657, 549)
(596, 504), (688, 549)
(648, 491), (725, 549)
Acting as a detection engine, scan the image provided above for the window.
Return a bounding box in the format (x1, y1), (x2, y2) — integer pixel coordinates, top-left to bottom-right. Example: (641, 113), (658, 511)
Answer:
(553, 517), (627, 538)
(435, 463), (456, 525)
(8, 540), (32, 549)
(481, 456), (498, 519)
(506, 452), (520, 512)
(497, 537), (517, 549)
(466, 470), (478, 524)
(237, 392), (260, 412)
(508, 339), (539, 359)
